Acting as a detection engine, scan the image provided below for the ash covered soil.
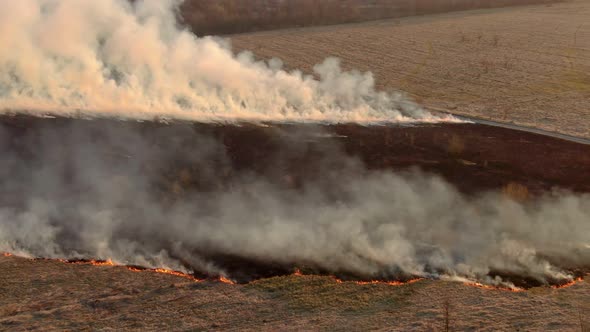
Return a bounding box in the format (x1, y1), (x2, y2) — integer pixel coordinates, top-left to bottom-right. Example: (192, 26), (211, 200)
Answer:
(231, 0), (590, 138)
(0, 114), (589, 331)
(0, 255), (588, 331)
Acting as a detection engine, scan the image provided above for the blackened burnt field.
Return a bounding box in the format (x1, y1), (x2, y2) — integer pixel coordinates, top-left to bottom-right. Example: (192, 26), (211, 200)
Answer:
(1, 114), (589, 288)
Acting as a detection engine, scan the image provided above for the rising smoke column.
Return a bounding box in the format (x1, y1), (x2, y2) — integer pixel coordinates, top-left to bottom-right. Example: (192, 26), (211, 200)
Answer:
(0, 0), (451, 123)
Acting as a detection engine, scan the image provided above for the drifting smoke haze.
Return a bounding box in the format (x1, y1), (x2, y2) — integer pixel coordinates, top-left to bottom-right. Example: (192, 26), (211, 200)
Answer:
(0, 117), (589, 289)
(0, 0), (451, 123)
(0, 0), (588, 289)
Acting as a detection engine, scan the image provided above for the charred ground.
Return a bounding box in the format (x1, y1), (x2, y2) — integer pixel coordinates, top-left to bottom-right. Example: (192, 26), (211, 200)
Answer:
(3, 113), (590, 195)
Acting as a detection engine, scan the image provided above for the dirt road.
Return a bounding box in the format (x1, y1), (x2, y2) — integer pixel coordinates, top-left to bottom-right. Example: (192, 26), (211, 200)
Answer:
(231, 0), (590, 138)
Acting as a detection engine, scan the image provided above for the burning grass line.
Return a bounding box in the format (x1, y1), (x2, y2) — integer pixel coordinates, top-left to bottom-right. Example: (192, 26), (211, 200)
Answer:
(292, 269), (424, 287)
(76, 260), (203, 282)
(1, 252), (202, 282)
(129, 267), (202, 282)
(2, 252), (587, 291)
(218, 276), (237, 285)
(462, 281), (525, 293)
(85, 259), (115, 267)
(275, 268), (585, 291)
(551, 277), (584, 290)
(345, 278), (424, 286)
(77, 261), (202, 282)
(2, 252), (231, 284)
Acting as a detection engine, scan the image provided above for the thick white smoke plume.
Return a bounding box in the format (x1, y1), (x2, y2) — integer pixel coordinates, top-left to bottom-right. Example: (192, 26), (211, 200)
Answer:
(0, 0), (453, 123)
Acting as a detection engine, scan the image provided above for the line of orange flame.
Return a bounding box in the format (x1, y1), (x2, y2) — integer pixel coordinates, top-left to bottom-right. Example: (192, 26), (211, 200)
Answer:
(66, 259), (235, 283)
(341, 278), (424, 286)
(125, 267), (236, 284)
(334, 276), (424, 286)
(295, 268), (583, 291)
(88, 259), (115, 267)
(551, 277), (584, 289)
(294, 269), (423, 286)
(133, 267), (201, 282)
(218, 276), (236, 285)
(3, 252), (238, 284)
(126, 266), (143, 272)
(58, 259), (202, 282)
(1, 253), (202, 282)
(2, 253), (586, 290)
(465, 276), (586, 292)
(463, 281), (525, 292)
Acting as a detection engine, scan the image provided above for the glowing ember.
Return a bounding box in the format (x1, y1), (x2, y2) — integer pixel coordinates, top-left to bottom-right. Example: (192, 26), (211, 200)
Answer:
(2, 252), (12, 257)
(293, 269), (303, 276)
(219, 276), (236, 284)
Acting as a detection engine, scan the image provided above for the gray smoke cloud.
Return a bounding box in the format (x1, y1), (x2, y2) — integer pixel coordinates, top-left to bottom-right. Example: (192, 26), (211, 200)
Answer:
(0, 0), (456, 123)
(0, 118), (588, 289)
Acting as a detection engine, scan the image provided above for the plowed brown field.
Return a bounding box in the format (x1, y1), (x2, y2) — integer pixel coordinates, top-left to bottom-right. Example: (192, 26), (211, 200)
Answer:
(231, 0), (590, 138)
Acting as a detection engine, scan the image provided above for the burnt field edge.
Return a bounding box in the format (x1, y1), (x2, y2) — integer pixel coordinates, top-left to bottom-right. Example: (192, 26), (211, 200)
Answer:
(2, 253), (588, 291)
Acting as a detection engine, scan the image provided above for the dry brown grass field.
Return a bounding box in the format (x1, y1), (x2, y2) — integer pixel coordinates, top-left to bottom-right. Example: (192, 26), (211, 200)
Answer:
(231, 0), (590, 138)
(1, 255), (588, 331)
